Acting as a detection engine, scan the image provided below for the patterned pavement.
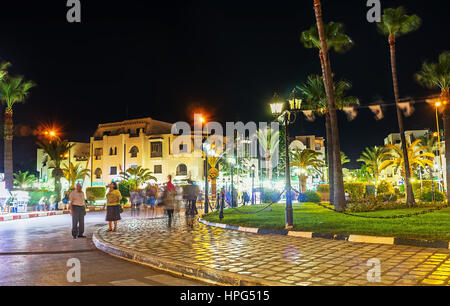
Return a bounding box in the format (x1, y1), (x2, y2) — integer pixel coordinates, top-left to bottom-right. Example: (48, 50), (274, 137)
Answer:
(96, 216), (450, 286)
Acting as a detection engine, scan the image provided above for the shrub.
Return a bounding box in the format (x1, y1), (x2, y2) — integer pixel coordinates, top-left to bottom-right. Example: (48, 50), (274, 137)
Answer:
(299, 191), (321, 203)
(376, 193), (397, 202)
(118, 181), (133, 204)
(344, 182), (366, 200)
(420, 191), (445, 202)
(316, 184), (329, 193)
(412, 180), (440, 198)
(262, 188), (281, 203)
(28, 190), (55, 205)
(85, 187), (106, 202)
(376, 180), (394, 195)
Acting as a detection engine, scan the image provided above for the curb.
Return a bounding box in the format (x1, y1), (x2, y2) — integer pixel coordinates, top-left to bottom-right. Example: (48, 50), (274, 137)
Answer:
(198, 218), (450, 250)
(92, 227), (287, 286)
(0, 207), (107, 222)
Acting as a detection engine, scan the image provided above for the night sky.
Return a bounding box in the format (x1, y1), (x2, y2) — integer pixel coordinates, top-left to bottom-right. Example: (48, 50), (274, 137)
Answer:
(0, 0), (449, 173)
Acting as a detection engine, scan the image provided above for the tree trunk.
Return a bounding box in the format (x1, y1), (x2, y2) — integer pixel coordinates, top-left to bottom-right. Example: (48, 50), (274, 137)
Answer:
(313, 0), (346, 211)
(388, 35), (415, 207)
(325, 112), (334, 205)
(442, 89), (450, 201)
(300, 175), (308, 194)
(4, 110), (14, 190)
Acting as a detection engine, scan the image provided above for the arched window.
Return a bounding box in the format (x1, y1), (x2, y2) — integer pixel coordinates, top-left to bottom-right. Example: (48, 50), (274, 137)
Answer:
(129, 146), (139, 158)
(94, 168), (102, 179)
(109, 147), (114, 155)
(176, 164), (187, 176)
(114, 147), (117, 155)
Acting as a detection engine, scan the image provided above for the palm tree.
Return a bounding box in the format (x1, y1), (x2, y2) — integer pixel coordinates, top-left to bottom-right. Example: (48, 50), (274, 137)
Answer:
(62, 162), (91, 189)
(341, 152), (351, 166)
(0, 61), (11, 82)
(257, 128), (279, 183)
(354, 164), (373, 183)
(36, 139), (74, 202)
(416, 51), (450, 197)
(378, 6), (421, 206)
(357, 146), (389, 184)
(120, 166), (156, 191)
(298, 75), (359, 205)
(380, 140), (434, 196)
(0, 75), (36, 190)
(302, 14), (353, 210)
(13, 170), (37, 189)
(290, 149), (324, 193)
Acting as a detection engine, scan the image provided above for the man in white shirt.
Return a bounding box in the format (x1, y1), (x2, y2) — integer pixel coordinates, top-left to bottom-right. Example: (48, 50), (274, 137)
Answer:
(69, 183), (86, 239)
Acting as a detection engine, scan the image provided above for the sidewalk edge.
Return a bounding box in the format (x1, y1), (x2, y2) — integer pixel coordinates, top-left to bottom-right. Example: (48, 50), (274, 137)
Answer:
(92, 227), (288, 286)
(198, 218), (450, 250)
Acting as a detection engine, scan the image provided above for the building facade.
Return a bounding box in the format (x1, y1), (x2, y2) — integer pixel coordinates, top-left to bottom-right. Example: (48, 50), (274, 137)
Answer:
(380, 129), (446, 189)
(88, 118), (205, 187)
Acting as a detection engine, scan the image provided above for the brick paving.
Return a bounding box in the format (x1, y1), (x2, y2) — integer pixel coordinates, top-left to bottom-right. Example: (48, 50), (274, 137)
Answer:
(96, 217), (450, 286)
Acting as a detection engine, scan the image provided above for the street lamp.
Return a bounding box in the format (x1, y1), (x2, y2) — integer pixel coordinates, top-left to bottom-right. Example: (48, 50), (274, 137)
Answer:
(434, 102), (444, 189)
(228, 157), (236, 207)
(269, 89), (302, 230)
(251, 164), (256, 205)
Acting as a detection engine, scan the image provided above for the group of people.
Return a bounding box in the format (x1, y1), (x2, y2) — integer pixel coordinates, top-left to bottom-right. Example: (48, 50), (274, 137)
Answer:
(68, 175), (202, 239)
(69, 181), (123, 239)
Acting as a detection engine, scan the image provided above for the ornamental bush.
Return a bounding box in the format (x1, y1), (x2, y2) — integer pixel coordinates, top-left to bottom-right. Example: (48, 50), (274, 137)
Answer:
(299, 191), (321, 203)
(85, 187), (106, 202)
(376, 193), (397, 202)
(118, 181), (131, 204)
(262, 188), (282, 203)
(344, 182), (366, 200)
(412, 180), (439, 198)
(316, 184), (329, 193)
(28, 190), (55, 205)
(376, 180), (394, 195)
(420, 191), (445, 202)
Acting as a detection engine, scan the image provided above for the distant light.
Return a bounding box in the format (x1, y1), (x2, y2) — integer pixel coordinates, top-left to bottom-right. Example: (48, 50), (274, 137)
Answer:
(435, 102), (442, 107)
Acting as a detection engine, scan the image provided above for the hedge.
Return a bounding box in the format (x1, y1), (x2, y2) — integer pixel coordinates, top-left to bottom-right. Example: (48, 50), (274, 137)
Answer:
(28, 190), (55, 205)
(376, 180), (394, 195)
(316, 184), (329, 193)
(299, 191), (321, 203)
(86, 187), (106, 201)
(344, 182), (366, 200)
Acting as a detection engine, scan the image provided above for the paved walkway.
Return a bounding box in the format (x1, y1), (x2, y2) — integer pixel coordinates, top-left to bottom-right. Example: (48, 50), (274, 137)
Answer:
(95, 217), (450, 286)
(0, 210), (205, 286)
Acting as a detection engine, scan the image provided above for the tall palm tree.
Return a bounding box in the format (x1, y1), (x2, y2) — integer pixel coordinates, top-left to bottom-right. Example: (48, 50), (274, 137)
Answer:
(357, 146), (389, 184)
(13, 170), (37, 189)
(380, 140), (434, 195)
(0, 61), (11, 82)
(290, 149), (324, 193)
(311, 0), (349, 210)
(298, 75), (359, 205)
(416, 51), (450, 197)
(378, 6), (421, 206)
(36, 139), (74, 202)
(0, 75), (36, 190)
(301, 17), (353, 210)
(340, 151), (351, 166)
(62, 162), (91, 189)
(120, 166), (156, 191)
(257, 128), (279, 182)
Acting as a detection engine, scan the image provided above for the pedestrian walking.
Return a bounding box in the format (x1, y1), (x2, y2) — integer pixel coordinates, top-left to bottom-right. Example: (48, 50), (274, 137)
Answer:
(105, 182), (122, 232)
(62, 191), (70, 210)
(145, 184), (158, 217)
(183, 180), (199, 228)
(162, 175), (177, 227)
(130, 188), (142, 217)
(242, 191), (250, 206)
(69, 183), (87, 239)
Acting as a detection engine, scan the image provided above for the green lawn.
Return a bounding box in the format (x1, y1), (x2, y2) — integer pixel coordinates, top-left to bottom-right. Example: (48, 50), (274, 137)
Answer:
(203, 203), (450, 241)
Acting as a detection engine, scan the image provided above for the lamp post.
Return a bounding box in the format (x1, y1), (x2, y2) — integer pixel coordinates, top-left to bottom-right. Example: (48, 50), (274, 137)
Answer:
(251, 164), (255, 205)
(228, 157), (236, 207)
(434, 102), (444, 190)
(269, 90), (302, 230)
